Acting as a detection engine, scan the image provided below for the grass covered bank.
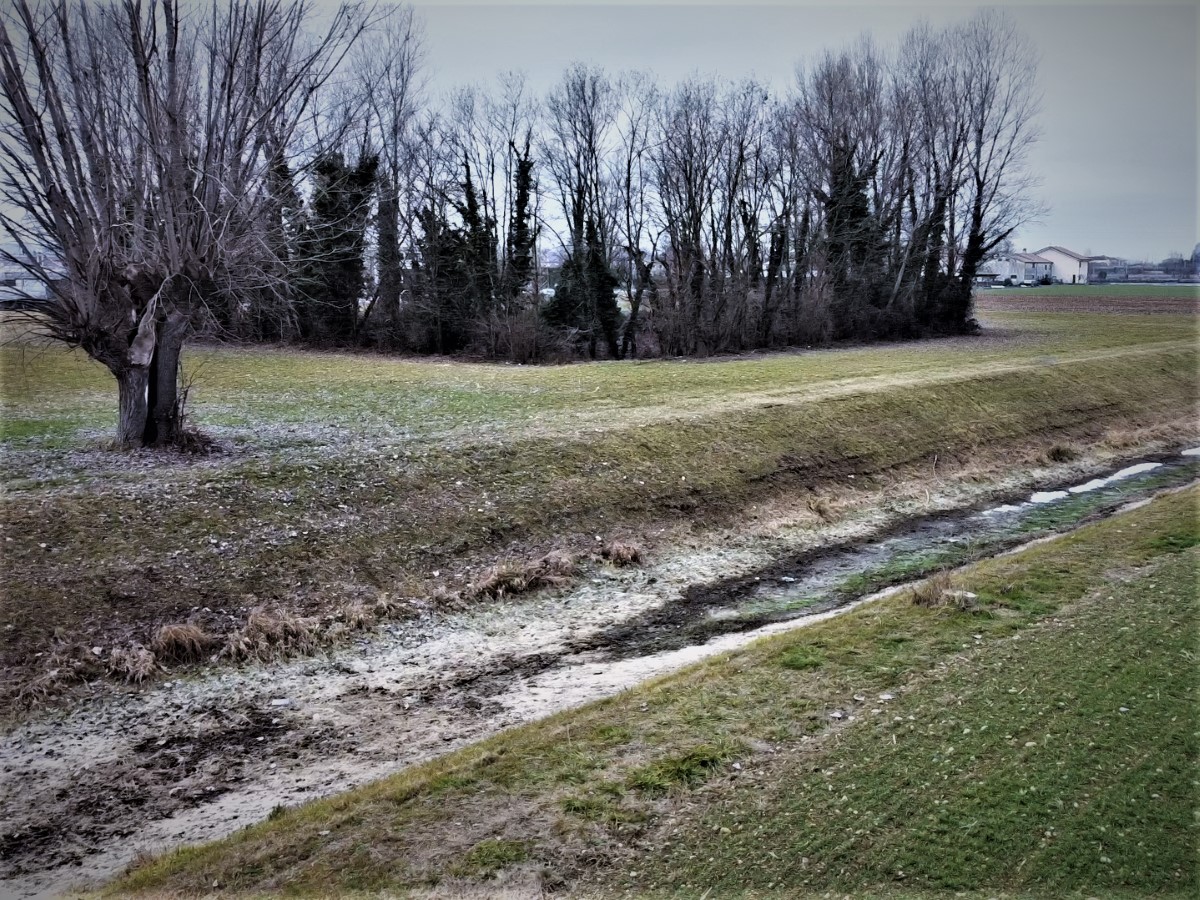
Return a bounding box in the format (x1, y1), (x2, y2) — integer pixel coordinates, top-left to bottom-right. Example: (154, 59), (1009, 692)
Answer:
(2, 340), (1195, 695)
(112, 486), (1199, 898)
(1, 292), (1197, 698)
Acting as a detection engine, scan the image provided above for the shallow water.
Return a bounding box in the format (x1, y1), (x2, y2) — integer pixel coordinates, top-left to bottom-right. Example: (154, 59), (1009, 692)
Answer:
(580, 448), (1200, 658)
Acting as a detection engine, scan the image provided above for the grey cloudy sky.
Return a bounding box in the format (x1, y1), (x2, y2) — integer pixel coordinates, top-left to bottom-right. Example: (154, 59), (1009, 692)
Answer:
(409, 1), (1198, 261)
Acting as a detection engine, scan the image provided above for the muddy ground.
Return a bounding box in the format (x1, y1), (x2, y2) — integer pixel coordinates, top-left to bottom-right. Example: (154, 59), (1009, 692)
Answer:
(1, 432), (1195, 900)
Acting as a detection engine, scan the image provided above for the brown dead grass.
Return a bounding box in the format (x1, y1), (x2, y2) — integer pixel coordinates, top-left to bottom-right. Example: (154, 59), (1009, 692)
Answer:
(108, 644), (161, 683)
(601, 541), (643, 567)
(11, 642), (106, 707)
(150, 624), (215, 664)
(469, 551), (577, 600)
(1044, 442), (1079, 464)
(910, 570), (976, 610)
(805, 495), (838, 523)
(222, 608), (321, 662)
(910, 570), (955, 607)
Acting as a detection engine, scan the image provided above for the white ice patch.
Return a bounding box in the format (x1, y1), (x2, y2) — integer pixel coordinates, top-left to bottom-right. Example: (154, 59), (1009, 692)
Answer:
(1065, 461), (1161, 495)
(1029, 490), (1069, 504)
(1182, 447), (1200, 457)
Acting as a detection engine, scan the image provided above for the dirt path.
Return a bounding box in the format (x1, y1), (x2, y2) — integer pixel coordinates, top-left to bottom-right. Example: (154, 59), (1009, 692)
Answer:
(2, 442), (1194, 899)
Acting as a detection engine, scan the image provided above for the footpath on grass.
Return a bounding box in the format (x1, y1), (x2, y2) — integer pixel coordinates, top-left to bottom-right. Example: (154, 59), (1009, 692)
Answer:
(114, 485), (1198, 899)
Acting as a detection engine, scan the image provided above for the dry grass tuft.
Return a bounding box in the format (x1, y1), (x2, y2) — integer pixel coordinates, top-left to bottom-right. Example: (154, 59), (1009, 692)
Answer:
(16, 669), (69, 706)
(43, 643), (106, 682)
(337, 600), (378, 630)
(108, 644), (161, 683)
(601, 540), (643, 567)
(469, 562), (528, 600)
(150, 623), (215, 664)
(372, 594), (405, 618)
(1044, 443), (1078, 464)
(910, 570), (976, 610)
(223, 608), (320, 661)
(806, 495), (837, 523)
(13, 643), (105, 705)
(470, 551), (577, 600)
(910, 570), (954, 607)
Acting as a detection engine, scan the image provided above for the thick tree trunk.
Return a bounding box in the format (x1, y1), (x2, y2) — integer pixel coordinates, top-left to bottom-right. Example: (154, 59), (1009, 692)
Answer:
(143, 315), (188, 447)
(116, 366), (150, 449)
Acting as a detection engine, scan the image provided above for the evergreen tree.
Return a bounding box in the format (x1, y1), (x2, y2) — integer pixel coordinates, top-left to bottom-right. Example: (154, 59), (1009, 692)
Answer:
(502, 138), (537, 303)
(298, 151), (379, 343)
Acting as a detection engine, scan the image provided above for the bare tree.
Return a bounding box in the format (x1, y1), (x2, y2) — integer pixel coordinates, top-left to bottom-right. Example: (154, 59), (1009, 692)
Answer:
(950, 10), (1043, 327)
(354, 3), (424, 338)
(542, 63), (622, 358)
(0, 0), (368, 446)
(652, 76), (723, 355)
(610, 71), (660, 358)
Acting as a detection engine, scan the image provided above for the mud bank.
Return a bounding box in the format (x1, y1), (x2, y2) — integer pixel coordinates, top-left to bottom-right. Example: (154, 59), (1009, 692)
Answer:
(1, 445), (1196, 899)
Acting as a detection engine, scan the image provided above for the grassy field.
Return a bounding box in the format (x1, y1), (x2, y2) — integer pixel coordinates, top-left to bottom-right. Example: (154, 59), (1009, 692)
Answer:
(0, 297), (1196, 698)
(1, 301), (1196, 450)
(111, 485), (1199, 898)
(985, 283), (1198, 299)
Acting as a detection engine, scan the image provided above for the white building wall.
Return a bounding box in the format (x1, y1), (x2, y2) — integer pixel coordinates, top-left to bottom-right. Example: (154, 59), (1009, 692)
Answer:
(0, 273), (47, 301)
(993, 257), (1052, 283)
(1037, 248), (1090, 284)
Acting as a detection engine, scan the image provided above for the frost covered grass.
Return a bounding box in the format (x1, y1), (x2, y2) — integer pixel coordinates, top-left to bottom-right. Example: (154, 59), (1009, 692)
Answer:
(111, 486), (1198, 897)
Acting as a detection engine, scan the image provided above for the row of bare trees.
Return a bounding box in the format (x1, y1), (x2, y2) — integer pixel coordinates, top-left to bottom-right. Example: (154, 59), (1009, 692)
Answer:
(0, 1), (1041, 447)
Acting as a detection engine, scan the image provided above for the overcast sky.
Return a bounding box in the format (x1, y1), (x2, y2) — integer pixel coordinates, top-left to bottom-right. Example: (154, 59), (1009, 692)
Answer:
(408, 1), (1198, 262)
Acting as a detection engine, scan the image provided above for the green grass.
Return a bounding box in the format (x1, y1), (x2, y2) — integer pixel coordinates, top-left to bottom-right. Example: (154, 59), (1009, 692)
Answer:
(111, 486), (1199, 897)
(1, 304), (1195, 452)
(453, 839), (530, 877)
(637, 544), (1197, 898)
(993, 283), (1199, 299)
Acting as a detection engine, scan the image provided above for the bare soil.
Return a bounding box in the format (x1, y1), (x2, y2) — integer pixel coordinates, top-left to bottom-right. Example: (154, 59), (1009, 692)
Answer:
(976, 291), (1199, 315)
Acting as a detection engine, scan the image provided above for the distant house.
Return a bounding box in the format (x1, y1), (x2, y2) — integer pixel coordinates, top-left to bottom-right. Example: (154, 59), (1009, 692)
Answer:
(0, 244), (55, 306)
(0, 266), (48, 305)
(994, 251), (1053, 284)
(1035, 246), (1104, 284)
(1085, 256), (1128, 282)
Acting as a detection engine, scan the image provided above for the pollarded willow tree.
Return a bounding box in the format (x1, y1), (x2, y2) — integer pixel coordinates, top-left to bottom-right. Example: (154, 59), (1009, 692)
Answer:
(0, 0), (369, 447)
